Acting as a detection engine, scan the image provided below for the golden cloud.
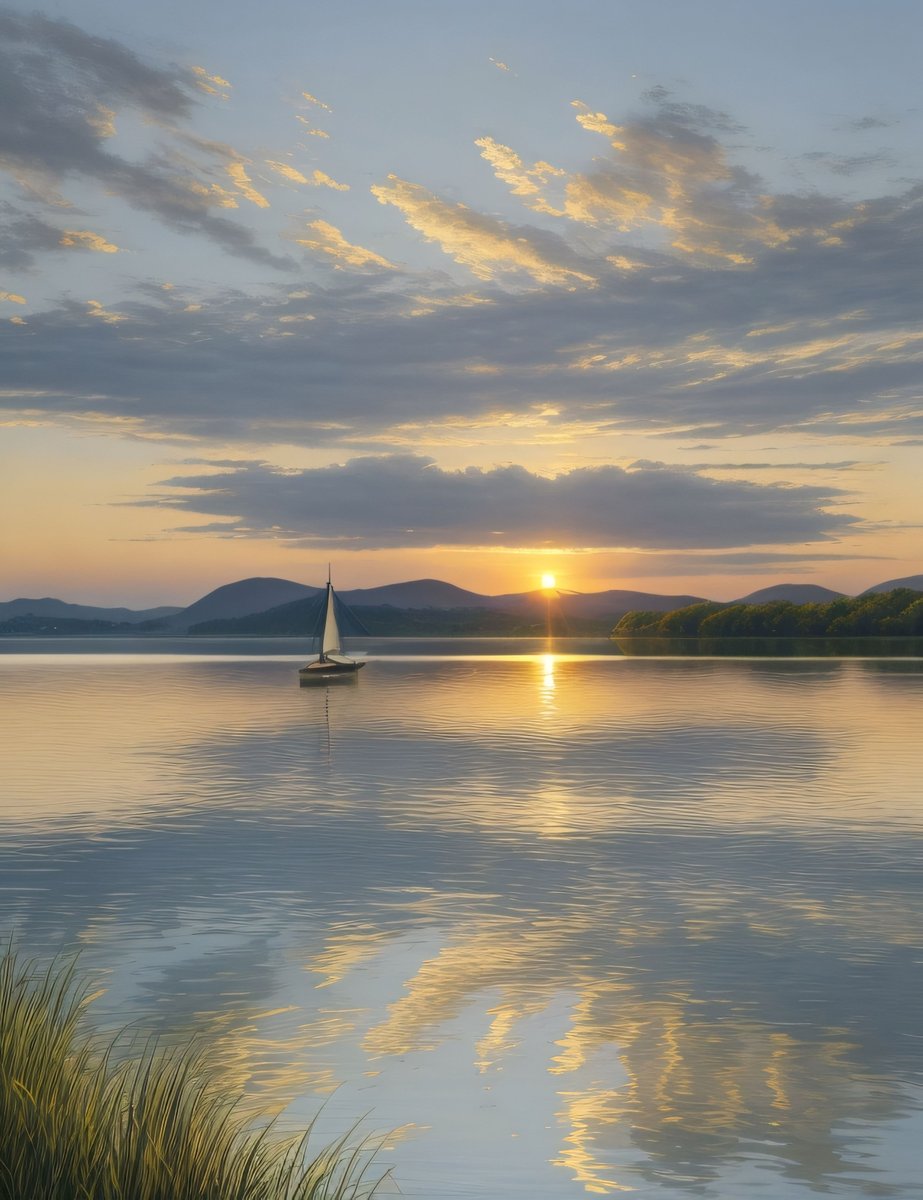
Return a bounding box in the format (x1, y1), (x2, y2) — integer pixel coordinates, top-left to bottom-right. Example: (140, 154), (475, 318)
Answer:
(478, 100), (857, 266)
(192, 65), (231, 98)
(85, 300), (127, 324)
(295, 117), (329, 137)
(571, 100), (625, 145)
(226, 161), (270, 208)
(301, 91), (332, 112)
(295, 220), (395, 269)
(266, 161), (309, 184)
(59, 230), (120, 253)
(371, 175), (596, 286)
(475, 137), (564, 214)
(269, 162), (348, 191)
(311, 170), (349, 191)
(0, 291), (26, 305)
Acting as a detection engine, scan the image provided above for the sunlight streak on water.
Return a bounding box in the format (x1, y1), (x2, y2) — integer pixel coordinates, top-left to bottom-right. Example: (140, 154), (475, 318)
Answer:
(1, 648), (922, 1197)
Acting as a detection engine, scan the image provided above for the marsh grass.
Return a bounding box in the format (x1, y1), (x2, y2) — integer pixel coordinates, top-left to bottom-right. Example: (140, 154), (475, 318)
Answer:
(0, 949), (387, 1200)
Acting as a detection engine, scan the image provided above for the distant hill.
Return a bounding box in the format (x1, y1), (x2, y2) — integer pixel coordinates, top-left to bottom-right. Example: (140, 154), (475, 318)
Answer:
(11, 572), (921, 637)
(861, 573), (923, 596)
(548, 589), (704, 618)
(163, 577), (321, 631)
(0, 597), (182, 624)
(0, 576), (713, 636)
(335, 581), (703, 619)
(338, 579), (491, 609)
(735, 584), (845, 604)
(441, 583), (700, 614)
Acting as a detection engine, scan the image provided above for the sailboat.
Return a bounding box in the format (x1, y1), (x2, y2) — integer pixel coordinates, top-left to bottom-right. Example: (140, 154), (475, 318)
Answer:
(298, 571), (366, 684)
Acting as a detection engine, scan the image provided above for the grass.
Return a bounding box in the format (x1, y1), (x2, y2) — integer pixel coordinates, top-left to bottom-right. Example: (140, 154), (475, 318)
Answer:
(0, 948), (387, 1200)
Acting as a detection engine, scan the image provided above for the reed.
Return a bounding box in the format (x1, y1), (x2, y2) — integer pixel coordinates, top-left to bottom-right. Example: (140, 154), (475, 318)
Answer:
(0, 948), (386, 1200)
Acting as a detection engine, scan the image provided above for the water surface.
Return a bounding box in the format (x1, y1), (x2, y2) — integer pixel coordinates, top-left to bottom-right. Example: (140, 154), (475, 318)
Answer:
(2, 645), (922, 1197)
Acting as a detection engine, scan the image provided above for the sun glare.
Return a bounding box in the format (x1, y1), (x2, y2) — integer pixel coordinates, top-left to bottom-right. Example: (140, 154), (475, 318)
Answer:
(541, 572), (556, 591)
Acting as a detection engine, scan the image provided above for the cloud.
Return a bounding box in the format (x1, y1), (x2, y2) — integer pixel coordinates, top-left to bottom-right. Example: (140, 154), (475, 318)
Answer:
(301, 91), (331, 112)
(475, 137), (564, 213)
(0, 290), (26, 304)
(618, 549), (889, 578)
(1, 88), (920, 448)
(311, 170), (349, 191)
(266, 161), (310, 184)
(191, 65), (231, 98)
(371, 175), (596, 285)
(295, 220), (396, 269)
(267, 162), (349, 190)
(86, 104), (116, 138)
(845, 116), (895, 132)
(0, 206), (120, 270)
(58, 229), (119, 253)
(225, 161), (270, 207)
(2, 167), (922, 445)
(294, 117), (329, 136)
(630, 459), (866, 473)
(0, 10), (288, 267)
(85, 299), (127, 323)
(481, 93), (862, 266)
(142, 453), (855, 551)
(802, 150), (894, 177)
(571, 101), (623, 139)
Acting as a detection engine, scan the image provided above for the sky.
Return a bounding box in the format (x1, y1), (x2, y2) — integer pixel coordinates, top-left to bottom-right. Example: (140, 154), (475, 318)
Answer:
(1, 0), (921, 606)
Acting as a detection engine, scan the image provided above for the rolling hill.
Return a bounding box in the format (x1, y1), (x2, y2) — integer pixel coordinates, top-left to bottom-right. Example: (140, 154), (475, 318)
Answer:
(0, 598), (182, 624)
(734, 584), (845, 604)
(162, 577), (321, 630)
(861, 573), (923, 595)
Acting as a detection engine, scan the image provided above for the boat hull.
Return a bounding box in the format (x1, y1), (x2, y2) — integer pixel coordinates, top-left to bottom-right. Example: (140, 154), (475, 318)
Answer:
(298, 660), (365, 685)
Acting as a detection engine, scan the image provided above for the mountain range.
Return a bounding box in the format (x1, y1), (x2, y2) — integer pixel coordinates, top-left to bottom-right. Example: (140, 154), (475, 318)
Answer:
(1, 572), (921, 634)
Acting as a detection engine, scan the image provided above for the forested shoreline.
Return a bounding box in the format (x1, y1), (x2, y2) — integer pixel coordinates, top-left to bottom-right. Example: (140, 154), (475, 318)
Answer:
(613, 588), (923, 638)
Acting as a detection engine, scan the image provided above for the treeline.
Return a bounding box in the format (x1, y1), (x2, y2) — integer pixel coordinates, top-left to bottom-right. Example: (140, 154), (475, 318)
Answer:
(613, 588), (923, 638)
(0, 614), (138, 635)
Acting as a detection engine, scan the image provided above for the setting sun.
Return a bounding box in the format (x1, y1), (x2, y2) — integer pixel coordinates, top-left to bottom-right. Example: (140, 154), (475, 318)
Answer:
(541, 572), (556, 590)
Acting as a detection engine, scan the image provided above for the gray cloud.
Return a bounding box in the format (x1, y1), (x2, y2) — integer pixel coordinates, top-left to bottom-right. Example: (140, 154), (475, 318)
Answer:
(615, 550), (890, 579)
(844, 116), (896, 132)
(802, 150), (894, 176)
(0, 68), (920, 447)
(0, 204), (68, 269)
(3, 176), (922, 444)
(138, 454), (856, 551)
(0, 9), (289, 268)
(628, 459), (867, 473)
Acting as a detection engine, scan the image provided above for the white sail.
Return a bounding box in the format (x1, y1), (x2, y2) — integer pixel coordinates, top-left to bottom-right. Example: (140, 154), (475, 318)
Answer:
(321, 583), (341, 656)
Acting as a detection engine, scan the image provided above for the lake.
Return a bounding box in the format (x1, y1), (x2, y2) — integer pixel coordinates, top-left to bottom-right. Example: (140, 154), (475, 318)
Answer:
(2, 640), (922, 1198)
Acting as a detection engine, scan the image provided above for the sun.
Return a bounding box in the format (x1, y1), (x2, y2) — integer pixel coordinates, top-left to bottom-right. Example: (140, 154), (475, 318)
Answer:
(541, 572), (556, 591)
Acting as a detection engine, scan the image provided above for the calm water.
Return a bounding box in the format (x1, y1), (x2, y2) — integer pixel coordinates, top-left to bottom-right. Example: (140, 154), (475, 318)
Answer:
(2, 642), (922, 1198)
